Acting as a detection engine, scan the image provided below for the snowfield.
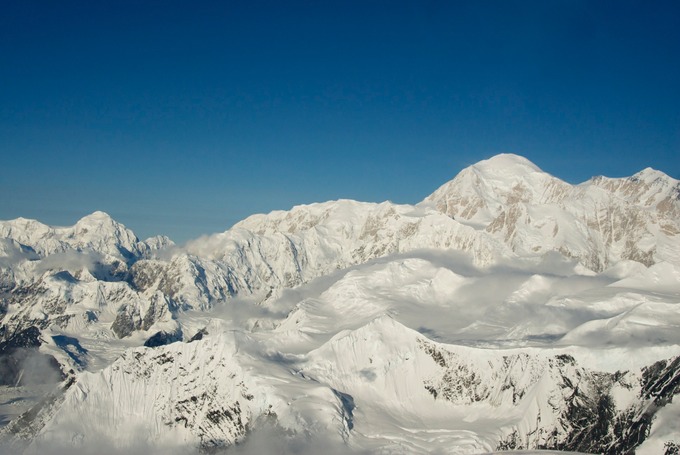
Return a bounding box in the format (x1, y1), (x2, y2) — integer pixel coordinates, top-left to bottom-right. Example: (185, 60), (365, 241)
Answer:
(1, 154), (679, 454)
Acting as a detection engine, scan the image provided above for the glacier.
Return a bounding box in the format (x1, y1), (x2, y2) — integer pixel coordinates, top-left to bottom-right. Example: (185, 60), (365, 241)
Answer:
(1, 153), (679, 454)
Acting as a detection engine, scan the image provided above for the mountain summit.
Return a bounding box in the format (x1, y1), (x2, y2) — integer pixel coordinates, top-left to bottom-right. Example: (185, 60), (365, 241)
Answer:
(424, 153), (570, 224)
(423, 154), (680, 270)
(1, 154), (679, 454)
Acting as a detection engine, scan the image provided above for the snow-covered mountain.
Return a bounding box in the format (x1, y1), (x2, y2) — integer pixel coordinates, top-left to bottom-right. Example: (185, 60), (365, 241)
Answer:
(425, 154), (680, 271)
(1, 154), (679, 454)
(0, 211), (172, 261)
(5, 315), (680, 454)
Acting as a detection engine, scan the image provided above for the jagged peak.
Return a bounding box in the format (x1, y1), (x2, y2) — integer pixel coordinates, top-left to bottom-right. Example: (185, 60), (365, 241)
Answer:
(72, 211), (141, 247)
(630, 167), (677, 185)
(143, 235), (175, 248)
(4, 211), (118, 229)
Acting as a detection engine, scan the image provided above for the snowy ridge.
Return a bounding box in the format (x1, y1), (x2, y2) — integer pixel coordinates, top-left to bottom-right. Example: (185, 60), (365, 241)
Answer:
(0, 211), (172, 261)
(301, 315), (680, 453)
(15, 332), (260, 452)
(1, 154), (680, 454)
(8, 315), (680, 454)
(425, 154), (573, 224)
(7, 329), (352, 454)
(425, 154), (680, 271)
(183, 199), (507, 289)
(2, 155), (678, 343)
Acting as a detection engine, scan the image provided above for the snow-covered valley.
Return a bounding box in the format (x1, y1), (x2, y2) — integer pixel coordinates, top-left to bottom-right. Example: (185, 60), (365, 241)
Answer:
(1, 154), (679, 454)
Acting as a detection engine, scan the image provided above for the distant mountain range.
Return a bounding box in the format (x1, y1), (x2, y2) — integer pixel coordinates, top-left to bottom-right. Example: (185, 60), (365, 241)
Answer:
(1, 154), (679, 454)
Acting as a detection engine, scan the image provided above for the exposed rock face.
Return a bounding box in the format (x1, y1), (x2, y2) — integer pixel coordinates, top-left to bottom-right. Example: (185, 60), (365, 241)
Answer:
(11, 317), (642, 453)
(0, 326), (64, 386)
(0, 213), (179, 342)
(143, 330), (182, 347)
(425, 154), (680, 271)
(302, 317), (680, 455)
(3, 333), (320, 453)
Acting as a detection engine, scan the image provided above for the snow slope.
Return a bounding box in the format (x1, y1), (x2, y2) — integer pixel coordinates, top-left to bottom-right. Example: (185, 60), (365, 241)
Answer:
(425, 154), (680, 270)
(2, 154), (680, 454)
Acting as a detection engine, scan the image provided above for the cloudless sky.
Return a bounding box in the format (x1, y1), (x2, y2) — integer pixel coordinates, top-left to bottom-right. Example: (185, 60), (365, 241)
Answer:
(1, 0), (679, 242)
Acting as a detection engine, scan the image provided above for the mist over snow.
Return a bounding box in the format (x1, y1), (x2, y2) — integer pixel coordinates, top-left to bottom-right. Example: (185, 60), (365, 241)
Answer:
(1, 154), (680, 454)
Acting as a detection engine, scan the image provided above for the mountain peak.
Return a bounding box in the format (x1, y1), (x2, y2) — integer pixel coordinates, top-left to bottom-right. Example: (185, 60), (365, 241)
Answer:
(631, 167), (676, 185)
(470, 153), (542, 174)
(76, 211), (115, 224)
(423, 154), (568, 223)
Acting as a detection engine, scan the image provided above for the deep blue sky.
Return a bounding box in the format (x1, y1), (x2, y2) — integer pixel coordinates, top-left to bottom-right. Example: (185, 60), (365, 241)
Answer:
(1, 1), (679, 242)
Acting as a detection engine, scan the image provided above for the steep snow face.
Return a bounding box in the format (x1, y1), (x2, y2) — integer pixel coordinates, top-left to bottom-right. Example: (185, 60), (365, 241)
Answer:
(424, 154), (680, 271)
(424, 154), (572, 225)
(183, 200), (508, 294)
(13, 312), (680, 455)
(130, 255), (239, 311)
(637, 398), (680, 455)
(300, 316), (680, 454)
(12, 330), (353, 454)
(21, 333), (259, 453)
